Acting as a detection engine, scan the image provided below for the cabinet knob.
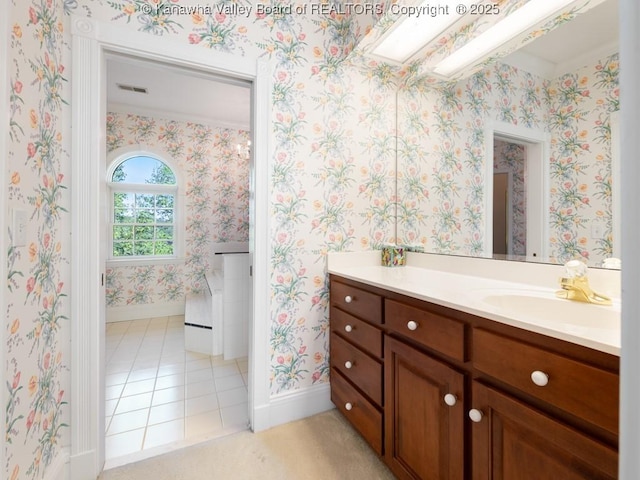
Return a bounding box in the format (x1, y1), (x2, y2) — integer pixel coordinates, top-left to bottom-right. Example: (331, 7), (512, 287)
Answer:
(531, 370), (549, 387)
(344, 324), (353, 333)
(469, 409), (484, 423)
(444, 393), (457, 407)
(407, 320), (418, 331)
(344, 361), (353, 369)
(344, 295), (353, 304)
(345, 402), (353, 411)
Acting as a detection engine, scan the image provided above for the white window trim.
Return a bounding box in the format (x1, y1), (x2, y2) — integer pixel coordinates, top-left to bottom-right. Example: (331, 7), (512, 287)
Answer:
(106, 147), (185, 264)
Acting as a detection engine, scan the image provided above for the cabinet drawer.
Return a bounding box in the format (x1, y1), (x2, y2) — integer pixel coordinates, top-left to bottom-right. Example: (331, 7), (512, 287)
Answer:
(474, 328), (619, 434)
(331, 280), (382, 324)
(330, 307), (383, 358)
(331, 368), (383, 455)
(331, 332), (383, 406)
(385, 299), (466, 361)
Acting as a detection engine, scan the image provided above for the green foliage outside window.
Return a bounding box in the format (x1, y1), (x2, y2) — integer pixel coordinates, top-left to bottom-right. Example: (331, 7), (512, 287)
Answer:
(111, 156), (177, 258)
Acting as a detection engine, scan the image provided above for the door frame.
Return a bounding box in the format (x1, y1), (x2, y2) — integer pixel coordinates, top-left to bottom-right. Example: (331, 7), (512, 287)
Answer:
(484, 121), (550, 260)
(69, 15), (271, 478)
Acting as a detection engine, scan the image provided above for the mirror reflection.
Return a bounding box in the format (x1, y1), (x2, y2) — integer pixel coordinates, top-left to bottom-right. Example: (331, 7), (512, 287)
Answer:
(395, 0), (619, 268)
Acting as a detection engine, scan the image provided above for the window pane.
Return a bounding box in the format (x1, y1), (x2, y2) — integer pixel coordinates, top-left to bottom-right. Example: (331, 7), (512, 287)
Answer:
(135, 194), (155, 208)
(114, 192), (134, 208)
(156, 194), (174, 208)
(156, 209), (174, 223)
(135, 241), (155, 256)
(114, 208), (134, 224)
(134, 225), (154, 240)
(156, 226), (173, 239)
(155, 241), (174, 255)
(135, 209), (154, 223)
(113, 225), (133, 240)
(112, 156), (176, 185)
(113, 241), (134, 256)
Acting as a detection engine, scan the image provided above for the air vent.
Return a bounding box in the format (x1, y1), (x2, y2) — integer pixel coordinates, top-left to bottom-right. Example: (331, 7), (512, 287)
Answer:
(116, 83), (148, 94)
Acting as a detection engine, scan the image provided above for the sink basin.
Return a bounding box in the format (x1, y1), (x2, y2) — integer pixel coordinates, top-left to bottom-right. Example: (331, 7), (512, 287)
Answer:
(470, 288), (620, 331)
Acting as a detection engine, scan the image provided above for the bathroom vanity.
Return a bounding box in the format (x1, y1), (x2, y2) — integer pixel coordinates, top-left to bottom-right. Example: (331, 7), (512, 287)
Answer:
(328, 252), (620, 479)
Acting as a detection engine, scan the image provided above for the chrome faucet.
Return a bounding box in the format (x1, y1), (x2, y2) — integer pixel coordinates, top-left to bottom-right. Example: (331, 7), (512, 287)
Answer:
(556, 259), (612, 306)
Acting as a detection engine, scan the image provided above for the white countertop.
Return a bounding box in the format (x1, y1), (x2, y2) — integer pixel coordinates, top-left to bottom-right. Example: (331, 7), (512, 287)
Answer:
(327, 252), (621, 356)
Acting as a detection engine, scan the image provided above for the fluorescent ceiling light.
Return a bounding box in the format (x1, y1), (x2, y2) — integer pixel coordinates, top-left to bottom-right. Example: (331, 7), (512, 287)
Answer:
(372, 0), (474, 63)
(434, 0), (576, 77)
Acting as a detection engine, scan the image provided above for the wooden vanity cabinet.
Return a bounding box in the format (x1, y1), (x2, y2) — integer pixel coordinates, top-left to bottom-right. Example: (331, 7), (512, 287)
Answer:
(385, 336), (465, 480)
(471, 382), (617, 480)
(329, 278), (385, 455)
(328, 274), (620, 479)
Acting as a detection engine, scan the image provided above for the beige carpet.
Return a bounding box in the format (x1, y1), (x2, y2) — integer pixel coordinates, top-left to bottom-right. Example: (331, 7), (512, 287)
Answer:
(99, 409), (395, 479)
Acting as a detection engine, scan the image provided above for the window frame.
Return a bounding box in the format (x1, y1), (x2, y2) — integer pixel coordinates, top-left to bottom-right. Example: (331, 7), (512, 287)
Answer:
(106, 150), (183, 265)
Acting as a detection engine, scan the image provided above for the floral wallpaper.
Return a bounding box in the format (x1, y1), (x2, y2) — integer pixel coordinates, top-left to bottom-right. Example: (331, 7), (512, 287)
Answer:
(547, 54), (619, 263)
(6, 0), (71, 478)
(397, 61), (548, 255)
(397, 52), (619, 266)
(105, 111), (250, 308)
(494, 139), (526, 255)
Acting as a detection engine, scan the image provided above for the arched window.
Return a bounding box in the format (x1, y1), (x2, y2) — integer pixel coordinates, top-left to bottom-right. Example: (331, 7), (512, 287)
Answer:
(107, 153), (179, 259)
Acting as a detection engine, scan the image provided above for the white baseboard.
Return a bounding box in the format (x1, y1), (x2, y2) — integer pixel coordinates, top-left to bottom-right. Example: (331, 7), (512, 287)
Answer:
(252, 382), (333, 432)
(44, 448), (70, 480)
(68, 449), (97, 480)
(106, 302), (185, 323)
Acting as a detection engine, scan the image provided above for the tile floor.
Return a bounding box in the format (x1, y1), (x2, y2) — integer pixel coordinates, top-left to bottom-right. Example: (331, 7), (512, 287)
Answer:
(105, 315), (249, 467)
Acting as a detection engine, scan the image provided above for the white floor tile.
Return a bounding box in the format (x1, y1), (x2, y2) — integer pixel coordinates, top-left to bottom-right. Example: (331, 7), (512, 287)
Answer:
(121, 378), (156, 397)
(105, 428), (145, 458)
(144, 419), (185, 450)
(152, 386), (185, 406)
(185, 380), (216, 399)
(220, 402), (249, 428)
(213, 363), (240, 378)
(148, 401), (185, 426)
(185, 411), (223, 438)
(185, 393), (219, 417)
(217, 386), (248, 408)
(155, 373), (185, 390)
(104, 317), (248, 462)
(115, 392), (153, 415)
(108, 409), (150, 435)
(214, 374), (245, 392)
(127, 367), (158, 382)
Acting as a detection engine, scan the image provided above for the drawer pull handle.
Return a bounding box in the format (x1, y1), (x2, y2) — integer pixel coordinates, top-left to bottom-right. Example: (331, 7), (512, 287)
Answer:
(531, 370), (549, 387)
(407, 320), (418, 331)
(344, 295), (353, 304)
(444, 393), (457, 407)
(344, 361), (353, 369)
(344, 324), (353, 333)
(469, 409), (484, 423)
(345, 402), (353, 411)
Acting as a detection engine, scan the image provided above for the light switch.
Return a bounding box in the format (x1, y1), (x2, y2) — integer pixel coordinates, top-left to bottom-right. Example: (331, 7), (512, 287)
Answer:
(13, 209), (28, 246)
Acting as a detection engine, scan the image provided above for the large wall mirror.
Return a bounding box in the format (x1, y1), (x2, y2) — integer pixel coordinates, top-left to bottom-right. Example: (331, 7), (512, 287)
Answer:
(394, 0), (620, 269)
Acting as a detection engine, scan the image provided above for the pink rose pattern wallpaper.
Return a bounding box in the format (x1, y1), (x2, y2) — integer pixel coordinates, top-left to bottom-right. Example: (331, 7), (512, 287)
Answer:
(105, 111), (251, 308)
(4, 1), (618, 478)
(397, 53), (619, 266)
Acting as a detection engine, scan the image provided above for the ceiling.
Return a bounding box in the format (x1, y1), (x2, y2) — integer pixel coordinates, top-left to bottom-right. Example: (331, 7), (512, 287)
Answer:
(504, 0), (618, 77)
(107, 55), (251, 130)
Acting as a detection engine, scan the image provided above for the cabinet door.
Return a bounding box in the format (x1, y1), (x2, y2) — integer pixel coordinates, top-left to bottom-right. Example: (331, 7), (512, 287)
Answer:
(471, 382), (617, 480)
(385, 336), (465, 480)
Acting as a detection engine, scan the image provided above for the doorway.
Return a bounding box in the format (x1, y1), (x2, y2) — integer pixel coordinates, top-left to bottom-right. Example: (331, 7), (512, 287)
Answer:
(484, 121), (549, 261)
(70, 17), (271, 479)
(102, 54), (252, 466)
